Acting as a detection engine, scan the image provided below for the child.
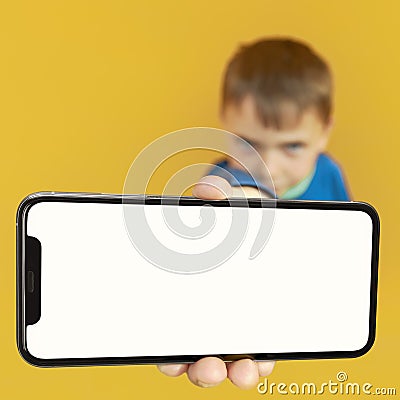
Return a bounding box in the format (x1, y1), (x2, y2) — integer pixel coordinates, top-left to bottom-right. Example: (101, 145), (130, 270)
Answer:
(207, 37), (351, 201)
(158, 37), (351, 390)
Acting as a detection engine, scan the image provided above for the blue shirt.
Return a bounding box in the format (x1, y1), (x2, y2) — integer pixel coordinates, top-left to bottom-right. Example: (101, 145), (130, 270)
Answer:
(206, 153), (351, 201)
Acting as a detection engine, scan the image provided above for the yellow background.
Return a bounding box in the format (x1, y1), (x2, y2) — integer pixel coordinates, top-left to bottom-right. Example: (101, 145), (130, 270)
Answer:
(1, 1), (399, 398)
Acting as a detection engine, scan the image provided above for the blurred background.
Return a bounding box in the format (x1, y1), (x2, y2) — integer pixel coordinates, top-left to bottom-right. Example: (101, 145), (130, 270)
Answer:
(1, 1), (399, 399)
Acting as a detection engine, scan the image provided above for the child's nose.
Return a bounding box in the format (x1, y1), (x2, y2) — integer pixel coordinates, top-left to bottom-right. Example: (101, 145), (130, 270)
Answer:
(260, 149), (281, 180)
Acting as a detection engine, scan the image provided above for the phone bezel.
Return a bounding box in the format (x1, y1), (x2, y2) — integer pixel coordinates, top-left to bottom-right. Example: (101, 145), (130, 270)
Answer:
(16, 191), (380, 367)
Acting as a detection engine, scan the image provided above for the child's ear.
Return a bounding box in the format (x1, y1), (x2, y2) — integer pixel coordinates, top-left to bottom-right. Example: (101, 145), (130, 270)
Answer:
(318, 115), (334, 151)
(325, 115), (334, 132)
(218, 105), (226, 123)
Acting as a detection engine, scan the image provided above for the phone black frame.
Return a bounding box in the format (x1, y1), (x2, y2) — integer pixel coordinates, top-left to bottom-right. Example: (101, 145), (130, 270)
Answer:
(16, 191), (380, 367)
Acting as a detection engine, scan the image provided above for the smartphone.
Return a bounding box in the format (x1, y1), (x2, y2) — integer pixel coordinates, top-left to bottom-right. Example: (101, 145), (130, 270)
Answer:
(16, 192), (380, 367)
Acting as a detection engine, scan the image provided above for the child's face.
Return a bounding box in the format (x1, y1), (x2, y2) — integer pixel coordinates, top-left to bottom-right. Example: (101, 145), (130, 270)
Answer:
(220, 95), (333, 197)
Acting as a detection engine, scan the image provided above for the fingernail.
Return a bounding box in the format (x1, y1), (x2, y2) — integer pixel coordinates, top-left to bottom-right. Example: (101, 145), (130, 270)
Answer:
(158, 365), (168, 373)
(197, 380), (217, 388)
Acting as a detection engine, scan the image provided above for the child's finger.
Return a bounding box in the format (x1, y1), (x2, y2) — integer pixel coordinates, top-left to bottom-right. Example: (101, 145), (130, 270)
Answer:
(186, 357), (227, 387)
(257, 360), (276, 376)
(226, 358), (260, 390)
(157, 363), (189, 377)
(192, 175), (232, 199)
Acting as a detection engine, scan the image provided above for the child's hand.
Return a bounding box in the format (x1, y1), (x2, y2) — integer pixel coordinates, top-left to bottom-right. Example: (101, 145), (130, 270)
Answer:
(156, 175), (276, 389)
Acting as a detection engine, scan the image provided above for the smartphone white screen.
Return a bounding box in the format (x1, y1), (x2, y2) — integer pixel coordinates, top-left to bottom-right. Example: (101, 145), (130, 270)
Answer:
(25, 200), (375, 360)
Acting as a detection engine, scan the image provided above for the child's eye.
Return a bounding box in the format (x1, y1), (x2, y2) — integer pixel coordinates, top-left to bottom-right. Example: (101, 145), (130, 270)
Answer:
(245, 139), (258, 148)
(285, 142), (304, 153)
(238, 137), (259, 150)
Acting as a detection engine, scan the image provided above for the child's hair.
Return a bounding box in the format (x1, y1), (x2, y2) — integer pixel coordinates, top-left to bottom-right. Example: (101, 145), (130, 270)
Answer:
(221, 37), (333, 129)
